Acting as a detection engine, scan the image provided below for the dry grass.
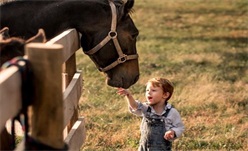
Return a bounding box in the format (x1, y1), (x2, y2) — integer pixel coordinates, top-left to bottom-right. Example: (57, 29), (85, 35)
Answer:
(77, 0), (248, 150)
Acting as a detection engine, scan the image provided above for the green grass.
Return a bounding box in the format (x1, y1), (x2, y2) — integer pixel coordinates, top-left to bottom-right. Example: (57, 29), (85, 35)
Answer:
(77, 0), (248, 150)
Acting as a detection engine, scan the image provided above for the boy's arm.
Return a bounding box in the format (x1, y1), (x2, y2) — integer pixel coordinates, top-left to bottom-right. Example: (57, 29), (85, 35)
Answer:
(170, 109), (185, 138)
(125, 90), (138, 110)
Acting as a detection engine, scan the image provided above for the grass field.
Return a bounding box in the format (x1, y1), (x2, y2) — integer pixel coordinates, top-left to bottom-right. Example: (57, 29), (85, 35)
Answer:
(76, 0), (248, 150)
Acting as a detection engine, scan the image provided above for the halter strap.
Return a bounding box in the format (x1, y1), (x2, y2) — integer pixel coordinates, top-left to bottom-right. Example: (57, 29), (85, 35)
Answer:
(84, 0), (138, 72)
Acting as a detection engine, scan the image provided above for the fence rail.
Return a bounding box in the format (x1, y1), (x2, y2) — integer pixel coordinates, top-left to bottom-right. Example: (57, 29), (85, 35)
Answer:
(0, 29), (85, 150)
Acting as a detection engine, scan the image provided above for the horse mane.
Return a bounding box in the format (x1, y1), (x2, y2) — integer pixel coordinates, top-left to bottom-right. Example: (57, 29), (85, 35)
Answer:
(78, 0), (134, 22)
(111, 0), (135, 22)
(0, 0), (135, 14)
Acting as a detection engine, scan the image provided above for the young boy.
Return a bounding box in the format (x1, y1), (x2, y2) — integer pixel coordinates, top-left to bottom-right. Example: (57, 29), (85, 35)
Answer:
(117, 77), (184, 151)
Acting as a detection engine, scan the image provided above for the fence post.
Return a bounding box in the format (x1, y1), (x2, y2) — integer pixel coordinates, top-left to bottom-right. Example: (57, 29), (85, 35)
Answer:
(25, 43), (65, 149)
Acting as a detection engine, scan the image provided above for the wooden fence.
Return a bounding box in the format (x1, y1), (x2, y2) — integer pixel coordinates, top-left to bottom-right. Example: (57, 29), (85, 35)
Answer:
(0, 29), (86, 150)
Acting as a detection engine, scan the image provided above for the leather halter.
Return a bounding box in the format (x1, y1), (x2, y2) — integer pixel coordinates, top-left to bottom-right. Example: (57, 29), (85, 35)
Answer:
(84, 0), (138, 72)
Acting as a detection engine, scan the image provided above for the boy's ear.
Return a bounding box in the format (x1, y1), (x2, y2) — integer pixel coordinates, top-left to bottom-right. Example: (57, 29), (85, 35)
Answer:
(163, 92), (170, 99)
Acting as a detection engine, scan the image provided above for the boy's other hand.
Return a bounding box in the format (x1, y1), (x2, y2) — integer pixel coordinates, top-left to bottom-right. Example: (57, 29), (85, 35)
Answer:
(164, 130), (175, 140)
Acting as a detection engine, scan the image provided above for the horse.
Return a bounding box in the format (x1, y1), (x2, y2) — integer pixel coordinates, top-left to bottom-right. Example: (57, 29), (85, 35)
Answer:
(0, 0), (140, 89)
(0, 27), (47, 66)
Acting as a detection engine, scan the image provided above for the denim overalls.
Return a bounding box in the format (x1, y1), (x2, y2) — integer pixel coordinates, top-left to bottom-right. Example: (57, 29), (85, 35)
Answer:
(138, 107), (172, 151)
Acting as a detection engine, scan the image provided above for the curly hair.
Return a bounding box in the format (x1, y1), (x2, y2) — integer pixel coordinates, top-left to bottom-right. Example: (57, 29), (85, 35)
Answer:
(146, 77), (174, 101)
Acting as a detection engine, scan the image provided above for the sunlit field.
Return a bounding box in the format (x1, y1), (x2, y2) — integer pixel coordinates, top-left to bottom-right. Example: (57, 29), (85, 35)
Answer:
(77, 0), (248, 150)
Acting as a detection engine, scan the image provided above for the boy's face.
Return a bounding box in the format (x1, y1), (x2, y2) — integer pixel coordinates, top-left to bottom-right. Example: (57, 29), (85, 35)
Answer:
(145, 82), (169, 106)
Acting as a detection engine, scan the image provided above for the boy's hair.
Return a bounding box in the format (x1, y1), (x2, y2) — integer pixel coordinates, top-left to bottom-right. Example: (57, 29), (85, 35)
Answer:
(147, 77), (174, 101)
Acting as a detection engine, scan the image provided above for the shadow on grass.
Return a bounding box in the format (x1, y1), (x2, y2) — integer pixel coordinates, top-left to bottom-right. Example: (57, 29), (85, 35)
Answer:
(217, 51), (248, 82)
(156, 36), (248, 46)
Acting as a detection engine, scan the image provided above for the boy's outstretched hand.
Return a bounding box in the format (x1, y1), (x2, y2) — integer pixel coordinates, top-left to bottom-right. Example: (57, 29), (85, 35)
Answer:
(117, 88), (130, 97)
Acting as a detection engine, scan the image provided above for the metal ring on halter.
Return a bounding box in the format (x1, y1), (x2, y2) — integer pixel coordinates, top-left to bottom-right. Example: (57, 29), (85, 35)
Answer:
(108, 31), (117, 39)
(117, 55), (127, 63)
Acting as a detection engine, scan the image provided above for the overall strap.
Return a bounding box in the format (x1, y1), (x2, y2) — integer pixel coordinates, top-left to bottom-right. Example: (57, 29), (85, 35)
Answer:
(163, 105), (173, 118)
(147, 106), (152, 113)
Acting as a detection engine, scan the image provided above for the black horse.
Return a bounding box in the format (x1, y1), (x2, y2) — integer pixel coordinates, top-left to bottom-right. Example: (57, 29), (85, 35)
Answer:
(0, 0), (139, 88)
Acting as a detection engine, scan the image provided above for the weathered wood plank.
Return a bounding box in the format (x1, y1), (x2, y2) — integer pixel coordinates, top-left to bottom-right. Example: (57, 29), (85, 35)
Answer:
(2, 28), (83, 150)
(0, 66), (21, 132)
(47, 29), (81, 134)
(63, 72), (82, 128)
(46, 29), (80, 62)
(64, 117), (86, 151)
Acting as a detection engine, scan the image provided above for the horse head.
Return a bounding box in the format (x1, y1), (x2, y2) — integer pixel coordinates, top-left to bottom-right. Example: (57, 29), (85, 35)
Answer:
(79, 0), (139, 88)
(0, 0), (139, 88)
(0, 28), (47, 66)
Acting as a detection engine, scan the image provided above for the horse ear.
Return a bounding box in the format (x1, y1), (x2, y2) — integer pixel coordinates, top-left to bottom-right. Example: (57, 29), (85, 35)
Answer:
(25, 28), (47, 43)
(0, 27), (10, 40)
(123, 0), (134, 14)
